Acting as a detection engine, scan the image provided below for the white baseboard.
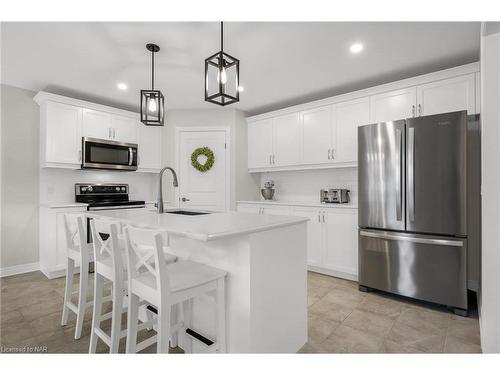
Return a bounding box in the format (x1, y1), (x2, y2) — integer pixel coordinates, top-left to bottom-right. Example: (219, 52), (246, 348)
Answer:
(0, 262), (40, 277)
(308, 265), (358, 282)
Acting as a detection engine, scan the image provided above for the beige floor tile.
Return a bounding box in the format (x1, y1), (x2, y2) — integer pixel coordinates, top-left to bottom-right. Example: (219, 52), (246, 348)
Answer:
(397, 307), (451, 334)
(1, 309), (24, 325)
(380, 339), (425, 353)
(342, 309), (395, 337)
(386, 320), (446, 353)
(357, 293), (405, 320)
(443, 335), (482, 353)
(0, 320), (36, 346)
(320, 324), (382, 353)
(309, 298), (353, 323)
(322, 287), (365, 309)
(308, 314), (341, 346)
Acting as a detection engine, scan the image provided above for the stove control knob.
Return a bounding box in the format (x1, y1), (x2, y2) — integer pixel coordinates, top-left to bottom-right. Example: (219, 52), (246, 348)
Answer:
(87, 186), (93, 192)
(121, 187), (126, 191)
(116, 187), (120, 191)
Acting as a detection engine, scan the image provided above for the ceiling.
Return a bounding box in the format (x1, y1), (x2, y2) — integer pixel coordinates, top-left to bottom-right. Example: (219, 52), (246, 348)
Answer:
(1, 22), (480, 116)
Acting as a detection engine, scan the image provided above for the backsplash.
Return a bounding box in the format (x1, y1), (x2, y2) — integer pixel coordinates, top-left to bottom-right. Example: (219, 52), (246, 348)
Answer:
(39, 168), (158, 203)
(259, 167), (358, 206)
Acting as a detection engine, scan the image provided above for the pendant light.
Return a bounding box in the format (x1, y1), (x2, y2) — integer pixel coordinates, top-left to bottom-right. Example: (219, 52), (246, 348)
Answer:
(205, 22), (240, 106)
(140, 43), (165, 126)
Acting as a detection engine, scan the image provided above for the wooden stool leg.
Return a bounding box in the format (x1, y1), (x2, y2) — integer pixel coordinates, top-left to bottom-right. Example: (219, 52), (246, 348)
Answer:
(157, 302), (171, 354)
(126, 293), (139, 354)
(181, 298), (193, 354)
(216, 278), (226, 353)
(89, 273), (104, 353)
(170, 304), (179, 348)
(75, 262), (89, 340)
(110, 281), (124, 353)
(61, 258), (75, 326)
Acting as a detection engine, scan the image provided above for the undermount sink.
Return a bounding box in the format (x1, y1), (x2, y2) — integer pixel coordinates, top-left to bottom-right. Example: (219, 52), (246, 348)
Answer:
(163, 209), (210, 216)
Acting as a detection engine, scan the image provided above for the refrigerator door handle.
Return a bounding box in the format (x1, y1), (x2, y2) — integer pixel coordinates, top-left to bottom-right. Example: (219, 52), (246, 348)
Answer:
(408, 127), (415, 221)
(359, 230), (464, 247)
(395, 128), (402, 221)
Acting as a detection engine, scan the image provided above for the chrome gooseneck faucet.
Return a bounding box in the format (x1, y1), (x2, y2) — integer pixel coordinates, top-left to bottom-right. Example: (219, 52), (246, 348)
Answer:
(156, 167), (178, 213)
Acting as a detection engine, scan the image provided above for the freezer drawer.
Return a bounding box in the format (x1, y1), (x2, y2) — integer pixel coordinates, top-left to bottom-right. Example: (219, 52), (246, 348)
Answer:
(358, 229), (467, 310)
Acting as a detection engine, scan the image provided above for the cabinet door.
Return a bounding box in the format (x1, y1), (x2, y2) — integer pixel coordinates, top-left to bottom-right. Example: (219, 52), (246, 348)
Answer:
(44, 101), (82, 165)
(416, 74), (476, 116)
(272, 113), (301, 166)
(301, 105), (334, 164)
(293, 208), (323, 267)
(237, 204), (261, 214)
(370, 87), (417, 123)
(111, 115), (138, 143)
(323, 209), (358, 277)
(247, 119), (273, 169)
(334, 97), (370, 163)
(138, 124), (162, 171)
(82, 109), (112, 140)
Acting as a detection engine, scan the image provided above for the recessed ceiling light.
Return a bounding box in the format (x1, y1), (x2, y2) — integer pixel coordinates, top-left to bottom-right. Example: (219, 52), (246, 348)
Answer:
(350, 43), (364, 54)
(116, 82), (128, 90)
(238, 86), (244, 92)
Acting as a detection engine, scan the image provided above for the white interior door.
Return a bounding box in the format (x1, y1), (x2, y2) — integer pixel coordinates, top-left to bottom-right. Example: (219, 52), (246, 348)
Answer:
(177, 129), (228, 212)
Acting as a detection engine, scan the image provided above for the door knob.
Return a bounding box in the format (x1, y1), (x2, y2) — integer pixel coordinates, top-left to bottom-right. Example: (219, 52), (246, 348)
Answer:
(181, 197), (190, 202)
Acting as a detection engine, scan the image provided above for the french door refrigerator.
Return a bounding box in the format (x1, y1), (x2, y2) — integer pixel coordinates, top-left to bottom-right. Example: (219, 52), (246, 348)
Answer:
(358, 110), (475, 315)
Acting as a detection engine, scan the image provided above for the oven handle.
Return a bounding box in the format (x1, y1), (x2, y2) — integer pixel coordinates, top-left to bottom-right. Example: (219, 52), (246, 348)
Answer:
(88, 205), (145, 211)
(128, 147), (134, 166)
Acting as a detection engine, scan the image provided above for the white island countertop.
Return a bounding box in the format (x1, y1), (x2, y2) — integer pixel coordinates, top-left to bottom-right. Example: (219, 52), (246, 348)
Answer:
(87, 209), (308, 242)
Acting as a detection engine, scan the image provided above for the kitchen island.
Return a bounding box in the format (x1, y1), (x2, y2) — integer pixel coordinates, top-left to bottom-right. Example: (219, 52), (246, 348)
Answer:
(87, 209), (308, 353)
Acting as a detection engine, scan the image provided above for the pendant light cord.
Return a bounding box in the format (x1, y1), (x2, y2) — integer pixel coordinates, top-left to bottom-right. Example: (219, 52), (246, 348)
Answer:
(220, 21), (223, 52)
(151, 49), (155, 90)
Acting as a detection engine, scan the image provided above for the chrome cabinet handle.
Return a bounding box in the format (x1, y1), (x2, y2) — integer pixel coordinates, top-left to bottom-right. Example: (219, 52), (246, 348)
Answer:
(328, 149), (331, 160)
(318, 212), (321, 222)
(322, 211), (325, 223)
(331, 149), (335, 160)
(181, 197), (190, 202)
(269, 155), (272, 165)
(411, 105), (416, 117)
(418, 104), (422, 116)
(113, 128), (116, 139)
(108, 127), (112, 138)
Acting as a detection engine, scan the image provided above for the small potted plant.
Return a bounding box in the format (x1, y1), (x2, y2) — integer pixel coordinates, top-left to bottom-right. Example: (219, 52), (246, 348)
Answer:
(261, 180), (275, 200)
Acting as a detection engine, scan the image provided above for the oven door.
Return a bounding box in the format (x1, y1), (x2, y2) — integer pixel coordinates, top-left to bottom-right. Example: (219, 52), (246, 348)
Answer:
(82, 137), (138, 171)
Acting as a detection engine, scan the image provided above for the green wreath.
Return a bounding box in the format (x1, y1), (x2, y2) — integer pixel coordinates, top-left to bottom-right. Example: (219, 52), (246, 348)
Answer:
(191, 146), (215, 172)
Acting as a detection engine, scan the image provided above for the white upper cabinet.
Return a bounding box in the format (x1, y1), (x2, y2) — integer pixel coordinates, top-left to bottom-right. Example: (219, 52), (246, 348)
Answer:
(246, 63), (479, 172)
(334, 97), (370, 163)
(301, 105), (334, 165)
(370, 87), (417, 123)
(272, 113), (301, 166)
(42, 101), (82, 167)
(137, 124), (162, 172)
(34, 92), (162, 171)
(416, 73), (476, 116)
(82, 108), (112, 140)
(111, 115), (138, 144)
(248, 118), (274, 169)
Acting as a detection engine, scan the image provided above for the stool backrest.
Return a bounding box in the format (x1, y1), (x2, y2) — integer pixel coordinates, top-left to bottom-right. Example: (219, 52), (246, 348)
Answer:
(90, 217), (123, 278)
(124, 225), (170, 298)
(64, 213), (88, 258)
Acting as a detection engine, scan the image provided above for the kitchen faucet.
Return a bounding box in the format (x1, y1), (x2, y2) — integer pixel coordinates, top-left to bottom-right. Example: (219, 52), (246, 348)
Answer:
(156, 166), (178, 213)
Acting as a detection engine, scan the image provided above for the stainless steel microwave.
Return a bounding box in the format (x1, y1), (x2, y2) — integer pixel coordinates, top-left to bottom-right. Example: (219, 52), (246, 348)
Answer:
(81, 137), (138, 171)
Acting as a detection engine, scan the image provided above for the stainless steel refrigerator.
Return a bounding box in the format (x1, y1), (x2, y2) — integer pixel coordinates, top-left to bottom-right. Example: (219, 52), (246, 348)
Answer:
(357, 111), (480, 315)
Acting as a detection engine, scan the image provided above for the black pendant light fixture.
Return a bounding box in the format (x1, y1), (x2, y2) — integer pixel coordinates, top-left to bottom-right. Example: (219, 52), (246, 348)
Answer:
(140, 43), (165, 126)
(204, 22), (240, 106)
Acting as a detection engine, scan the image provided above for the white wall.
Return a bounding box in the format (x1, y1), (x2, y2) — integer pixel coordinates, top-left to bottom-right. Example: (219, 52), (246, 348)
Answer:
(0, 84), (40, 269)
(259, 168), (357, 206)
(479, 23), (500, 353)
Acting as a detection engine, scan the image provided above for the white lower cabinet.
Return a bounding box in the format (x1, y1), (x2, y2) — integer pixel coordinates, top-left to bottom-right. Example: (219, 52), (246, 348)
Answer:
(237, 203), (359, 280)
(39, 205), (87, 279)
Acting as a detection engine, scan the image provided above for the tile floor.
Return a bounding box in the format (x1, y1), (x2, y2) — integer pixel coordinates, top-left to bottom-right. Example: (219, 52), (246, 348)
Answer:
(0, 270), (481, 353)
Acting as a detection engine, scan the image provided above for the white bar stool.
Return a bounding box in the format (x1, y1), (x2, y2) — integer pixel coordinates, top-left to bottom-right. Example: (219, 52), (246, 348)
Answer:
(88, 217), (178, 353)
(124, 225), (228, 354)
(61, 213), (94, 340)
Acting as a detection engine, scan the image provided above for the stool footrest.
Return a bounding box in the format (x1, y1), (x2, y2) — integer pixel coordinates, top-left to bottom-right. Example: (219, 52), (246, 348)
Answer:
(185, 328), (214, 347)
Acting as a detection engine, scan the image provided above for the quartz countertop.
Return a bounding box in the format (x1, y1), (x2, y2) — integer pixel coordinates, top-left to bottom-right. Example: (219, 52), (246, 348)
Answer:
(40, 202), (89, 208)
(237, 200), (358, 209)
(87, 209), (308, 242)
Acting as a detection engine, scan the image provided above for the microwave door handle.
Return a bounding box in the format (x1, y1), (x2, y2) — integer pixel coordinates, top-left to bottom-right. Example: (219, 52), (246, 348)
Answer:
(128, 147), (133, 166)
